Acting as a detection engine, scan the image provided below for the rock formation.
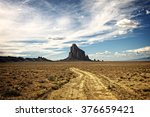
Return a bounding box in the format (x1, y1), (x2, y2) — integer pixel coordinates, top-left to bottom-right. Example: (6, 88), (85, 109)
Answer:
(0, 56), (51, 62)
(65, 44), (91, 61)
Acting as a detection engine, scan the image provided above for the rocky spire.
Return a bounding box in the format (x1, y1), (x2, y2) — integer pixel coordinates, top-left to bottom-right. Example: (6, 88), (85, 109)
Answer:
(65, 44), (91, 61)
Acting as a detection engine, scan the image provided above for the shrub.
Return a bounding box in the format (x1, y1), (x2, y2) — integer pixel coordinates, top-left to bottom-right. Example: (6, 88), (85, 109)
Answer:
(2, 88), (21, 97)
(48, 75), (56, 81)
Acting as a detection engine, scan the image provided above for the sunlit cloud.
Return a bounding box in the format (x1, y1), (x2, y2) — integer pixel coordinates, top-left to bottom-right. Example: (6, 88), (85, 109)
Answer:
(116, 18), (139, 29)
(126, 46), (150, 53)
(89, 46), (150, 61)
(0, 0), (145, 59)
(146, 10), (150, 15)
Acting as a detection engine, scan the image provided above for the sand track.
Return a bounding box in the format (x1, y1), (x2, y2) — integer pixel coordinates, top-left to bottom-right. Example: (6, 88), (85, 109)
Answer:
(47, 68), (117, 100)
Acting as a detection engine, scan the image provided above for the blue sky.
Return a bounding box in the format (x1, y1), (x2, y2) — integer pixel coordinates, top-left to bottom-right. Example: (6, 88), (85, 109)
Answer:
(0, 0), (150, 60)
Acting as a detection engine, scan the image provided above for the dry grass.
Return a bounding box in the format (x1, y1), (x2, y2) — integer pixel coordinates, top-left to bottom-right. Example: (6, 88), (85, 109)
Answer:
(0, 62), (76, 99)
(0, 61), (149, 100)
(74, 61), (150, 99)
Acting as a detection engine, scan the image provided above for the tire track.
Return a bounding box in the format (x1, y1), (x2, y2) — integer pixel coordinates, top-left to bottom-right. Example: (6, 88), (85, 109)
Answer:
(47, 68), (117, 100)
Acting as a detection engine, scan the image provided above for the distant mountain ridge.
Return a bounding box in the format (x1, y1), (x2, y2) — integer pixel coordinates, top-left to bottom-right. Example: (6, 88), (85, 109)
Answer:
(0, 56), (51, 62)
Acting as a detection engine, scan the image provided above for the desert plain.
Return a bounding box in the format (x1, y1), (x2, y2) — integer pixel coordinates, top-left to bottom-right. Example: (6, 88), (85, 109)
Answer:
(0, 61), (150, 100)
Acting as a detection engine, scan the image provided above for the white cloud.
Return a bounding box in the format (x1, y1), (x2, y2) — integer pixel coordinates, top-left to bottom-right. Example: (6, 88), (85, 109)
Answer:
(118, 30), (128, 35)
(126, 46), (150, 53)
(96, 51), (112, 55)
(146, 10), (150, 15)
(116, 18), (139, 28)
(89, 50), (113, 60)
(0, 0), (141, 59)
(89, 46), (150, 61)
(57, 17), (71, 27)
(114, 52), (127, 57)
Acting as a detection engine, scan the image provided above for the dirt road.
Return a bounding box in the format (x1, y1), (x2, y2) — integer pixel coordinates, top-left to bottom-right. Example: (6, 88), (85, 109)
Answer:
(47, 68), (117, 100)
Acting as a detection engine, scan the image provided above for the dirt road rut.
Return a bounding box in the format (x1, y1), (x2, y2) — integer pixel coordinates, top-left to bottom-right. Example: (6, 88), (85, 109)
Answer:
(47, 68), (117, 100)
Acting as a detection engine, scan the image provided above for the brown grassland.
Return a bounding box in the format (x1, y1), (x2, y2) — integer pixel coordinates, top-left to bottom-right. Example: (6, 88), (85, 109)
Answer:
(0, 61), (150, 100)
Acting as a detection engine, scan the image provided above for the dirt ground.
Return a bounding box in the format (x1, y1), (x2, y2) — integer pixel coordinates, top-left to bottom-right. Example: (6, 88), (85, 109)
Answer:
(0, 61), (149, 100)
(48, 68), (117, 100)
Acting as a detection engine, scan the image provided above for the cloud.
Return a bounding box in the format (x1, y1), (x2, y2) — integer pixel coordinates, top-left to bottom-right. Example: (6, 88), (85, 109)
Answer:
(116, 18), (139, 28)
(115, 18), (139, 35)
(89, 46), (150, 61)
(146, 10), (150, 15)
(95, 51), (112, 55)
(0, 0), (142, 59)
(10, 40), (48, 44)
(126, 46), (150, 53)
(114, 52), (127, 57)
(56, 16), (71, 27)
(89, 51), (113, 60)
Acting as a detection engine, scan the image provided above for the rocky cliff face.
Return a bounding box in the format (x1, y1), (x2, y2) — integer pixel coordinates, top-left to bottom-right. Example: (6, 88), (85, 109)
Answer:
(65, 44), (91, 61)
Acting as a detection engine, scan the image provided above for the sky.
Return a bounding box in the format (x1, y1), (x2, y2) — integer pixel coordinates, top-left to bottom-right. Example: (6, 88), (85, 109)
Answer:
(0, 0), (150, 61)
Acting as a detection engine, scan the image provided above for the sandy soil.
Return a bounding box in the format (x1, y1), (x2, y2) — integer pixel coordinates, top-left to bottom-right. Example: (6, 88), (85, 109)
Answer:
(0, 62), (149, 100)
(47, 68), (117, 100)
